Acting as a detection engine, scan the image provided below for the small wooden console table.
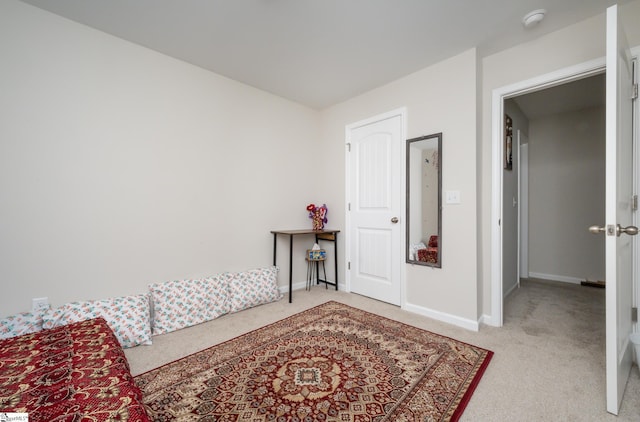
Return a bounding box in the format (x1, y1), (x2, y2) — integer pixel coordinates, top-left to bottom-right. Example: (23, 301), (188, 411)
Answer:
(271, 229), (340, 303)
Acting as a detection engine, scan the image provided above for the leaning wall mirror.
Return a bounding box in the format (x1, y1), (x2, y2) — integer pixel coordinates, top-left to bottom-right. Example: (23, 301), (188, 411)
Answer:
(406, 132), (442, 267)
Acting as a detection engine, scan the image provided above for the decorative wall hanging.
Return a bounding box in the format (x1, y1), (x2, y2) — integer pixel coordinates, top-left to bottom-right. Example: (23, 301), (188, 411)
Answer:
(504, 114), (513, 170)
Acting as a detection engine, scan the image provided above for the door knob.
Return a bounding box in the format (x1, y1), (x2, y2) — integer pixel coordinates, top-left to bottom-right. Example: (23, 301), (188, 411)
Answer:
(589, 224), (639, 236)
(391, 217), (399, 223)
(617, 224), (639, 236)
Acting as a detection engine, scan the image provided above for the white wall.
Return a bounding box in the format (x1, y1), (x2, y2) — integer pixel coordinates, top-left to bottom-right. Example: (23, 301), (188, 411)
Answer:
(321, 49), (479, 324)
(528, 106), (605, 282)
(480, 1), (640, 318)
(0, 0), (321, 317)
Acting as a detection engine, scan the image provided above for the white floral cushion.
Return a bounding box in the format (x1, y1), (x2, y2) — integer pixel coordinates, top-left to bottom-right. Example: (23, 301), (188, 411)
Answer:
(149, 275), (230, 335)
(42, 294), (152, 348)
(227, 266), (283, 313)
(0, 306), (49, 340)
(408, 242), (428, 261)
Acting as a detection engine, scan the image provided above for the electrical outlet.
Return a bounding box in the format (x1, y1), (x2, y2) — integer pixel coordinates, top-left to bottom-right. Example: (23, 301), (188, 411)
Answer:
(32, 297), (49, 312)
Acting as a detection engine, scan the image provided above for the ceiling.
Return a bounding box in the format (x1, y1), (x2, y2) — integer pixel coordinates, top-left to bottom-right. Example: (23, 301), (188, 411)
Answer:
(513, 73), (606, 119)
(19, 0), (628, 109)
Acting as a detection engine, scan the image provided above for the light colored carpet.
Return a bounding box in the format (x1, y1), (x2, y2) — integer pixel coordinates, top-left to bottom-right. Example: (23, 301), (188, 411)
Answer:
(125, 279), (640, 421)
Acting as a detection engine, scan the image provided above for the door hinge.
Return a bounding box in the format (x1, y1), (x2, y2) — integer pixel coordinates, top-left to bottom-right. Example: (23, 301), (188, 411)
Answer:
(633, 307), (638, 323)
(633, 83), (638, 100)
(633, 194), (638, 212)
(348, 203), (351, 211)
(346, 143), (351, 152)
(347, 261), (351, 270)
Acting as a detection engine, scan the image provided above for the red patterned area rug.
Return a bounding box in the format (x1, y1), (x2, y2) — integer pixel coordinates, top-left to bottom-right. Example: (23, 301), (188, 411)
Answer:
(135, 301), (493, 421)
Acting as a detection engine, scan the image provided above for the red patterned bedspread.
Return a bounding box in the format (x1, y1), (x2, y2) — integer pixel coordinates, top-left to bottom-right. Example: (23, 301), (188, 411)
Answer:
(0, 317), (150, 421)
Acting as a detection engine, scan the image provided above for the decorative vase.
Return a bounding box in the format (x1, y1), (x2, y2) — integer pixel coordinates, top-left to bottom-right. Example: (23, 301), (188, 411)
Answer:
(312, 211), (324, 230)
(307, 203), (327, 231)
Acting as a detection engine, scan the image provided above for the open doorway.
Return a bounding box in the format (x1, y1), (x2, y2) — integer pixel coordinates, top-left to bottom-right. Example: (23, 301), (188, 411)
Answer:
(489, 58), (606, 327)
(503, 73), (606, 302)
(491, 14), (638, 411)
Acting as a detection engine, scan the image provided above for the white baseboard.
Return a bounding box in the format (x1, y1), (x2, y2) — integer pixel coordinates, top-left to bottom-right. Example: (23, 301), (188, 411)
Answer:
(479, 314), (498, 327)
(503, 281), (519, 298)
(278, 281), (307, 294)
(483, 313), (502, 327)
(528, 272), (583, 284)
(403, 302), (479, 332)
(280, 280), (340, 294)
(279, 284), (479, 331)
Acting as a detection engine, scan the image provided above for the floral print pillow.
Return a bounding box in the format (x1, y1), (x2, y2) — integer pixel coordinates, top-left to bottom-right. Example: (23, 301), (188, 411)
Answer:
(0, 306), (50, 339)
(149, 275), (230, 335)
(42, 294), (152, 348)
(227, 266), (283, 313)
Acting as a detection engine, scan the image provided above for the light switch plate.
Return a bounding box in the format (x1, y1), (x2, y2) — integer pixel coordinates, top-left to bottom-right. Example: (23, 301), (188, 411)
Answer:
(445, 190), (461, 204)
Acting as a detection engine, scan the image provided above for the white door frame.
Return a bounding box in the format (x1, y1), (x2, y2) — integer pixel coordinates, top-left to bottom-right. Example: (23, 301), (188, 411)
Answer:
(635, 57), (640, 333)
(518, 133), (529, 282)
(489, 57), (606, 327)
(491, 50), (640, 327)
(344, 107), (407, 305)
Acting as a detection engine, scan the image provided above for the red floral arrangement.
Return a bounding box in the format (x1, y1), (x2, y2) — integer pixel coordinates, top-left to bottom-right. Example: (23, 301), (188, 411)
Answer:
(306, 203), (328, 231)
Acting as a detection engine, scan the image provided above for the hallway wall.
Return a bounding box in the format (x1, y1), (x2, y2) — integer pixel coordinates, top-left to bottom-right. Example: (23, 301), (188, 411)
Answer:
(528, 106), (606, 283)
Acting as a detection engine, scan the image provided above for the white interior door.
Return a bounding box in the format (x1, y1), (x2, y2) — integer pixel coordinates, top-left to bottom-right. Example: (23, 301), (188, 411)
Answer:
(604, 4), (636, 415)
(346, 111), (403, 306)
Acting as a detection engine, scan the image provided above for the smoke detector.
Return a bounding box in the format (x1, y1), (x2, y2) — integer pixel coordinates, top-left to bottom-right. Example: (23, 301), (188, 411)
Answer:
(522, 9), (546, 28)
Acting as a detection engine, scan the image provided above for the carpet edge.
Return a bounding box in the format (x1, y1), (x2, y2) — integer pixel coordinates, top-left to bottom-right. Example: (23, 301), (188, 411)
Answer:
(450, 350), (494, 422)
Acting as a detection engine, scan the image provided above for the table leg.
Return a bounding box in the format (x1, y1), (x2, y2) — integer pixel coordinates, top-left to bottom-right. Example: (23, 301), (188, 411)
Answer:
(334, 233), (339, 290)
(288, 234), (293, 303)
(273, 233), (277, 266)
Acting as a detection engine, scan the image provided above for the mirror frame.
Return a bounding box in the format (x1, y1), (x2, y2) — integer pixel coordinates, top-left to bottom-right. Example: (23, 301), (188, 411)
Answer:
(406, 132), (442, 267)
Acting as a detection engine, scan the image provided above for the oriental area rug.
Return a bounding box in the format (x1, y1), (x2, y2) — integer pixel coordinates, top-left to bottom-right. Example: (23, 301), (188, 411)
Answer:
(135, 301), (493, 421)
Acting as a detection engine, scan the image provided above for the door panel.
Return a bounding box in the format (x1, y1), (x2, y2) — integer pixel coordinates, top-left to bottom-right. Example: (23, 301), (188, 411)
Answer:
(357, 228), (392, 281)
(358, 134), (391, 207)
(347, 113), (402, 306)
(605, 4), (635, 415)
